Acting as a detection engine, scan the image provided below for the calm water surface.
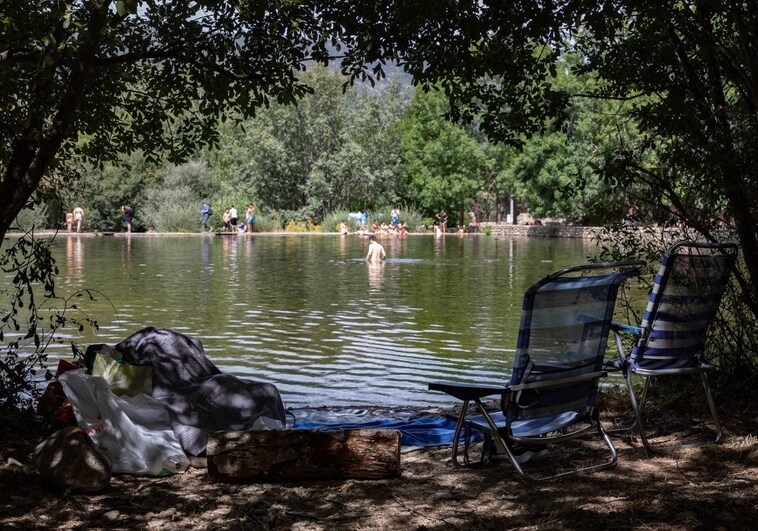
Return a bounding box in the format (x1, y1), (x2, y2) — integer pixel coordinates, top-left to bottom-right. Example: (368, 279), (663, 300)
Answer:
(13, 233), (599, 407)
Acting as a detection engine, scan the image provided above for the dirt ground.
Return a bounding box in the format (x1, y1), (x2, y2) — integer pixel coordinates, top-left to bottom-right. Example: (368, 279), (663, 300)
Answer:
(1, 391), (756, 531)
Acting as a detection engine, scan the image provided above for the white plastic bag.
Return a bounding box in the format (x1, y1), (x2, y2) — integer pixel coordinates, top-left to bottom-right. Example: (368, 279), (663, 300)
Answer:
(59, 369), (189, 476)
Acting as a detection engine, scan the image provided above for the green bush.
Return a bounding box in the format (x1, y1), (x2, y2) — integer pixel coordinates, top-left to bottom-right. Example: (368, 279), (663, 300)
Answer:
(253, 214), (281, 233)
(321, 210), (351, 232)
(142, 185), (199, 232)
(284, 220), (307, 232)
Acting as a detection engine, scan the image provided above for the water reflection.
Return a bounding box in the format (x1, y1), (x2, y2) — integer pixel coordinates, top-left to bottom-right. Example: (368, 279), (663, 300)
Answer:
(20, 234), (592, 407)
(123, 234), (132, 262)
(386, 234), (402, 258)
(367, 262), (385, 295)
(433, 233), (445, 256)
(64, 236), (84, 287)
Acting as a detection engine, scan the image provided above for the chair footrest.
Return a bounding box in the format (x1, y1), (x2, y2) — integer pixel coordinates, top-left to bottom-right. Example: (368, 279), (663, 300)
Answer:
(468, 411), (582, 439)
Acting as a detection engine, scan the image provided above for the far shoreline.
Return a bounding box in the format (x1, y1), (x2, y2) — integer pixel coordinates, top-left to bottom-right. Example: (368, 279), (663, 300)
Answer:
(5, 223), (718, 242)
(8, 222), (608, 240)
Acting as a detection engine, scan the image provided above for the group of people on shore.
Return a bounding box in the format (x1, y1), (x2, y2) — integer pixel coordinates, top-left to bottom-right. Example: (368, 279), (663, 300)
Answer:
(63, 204), (134, 233)
(66, 203), (134, 233)
(202, 203), (257, 233)
(64, 206), (85, 233)
(341, 207), (413, 239)
(367, 219), (408, 237)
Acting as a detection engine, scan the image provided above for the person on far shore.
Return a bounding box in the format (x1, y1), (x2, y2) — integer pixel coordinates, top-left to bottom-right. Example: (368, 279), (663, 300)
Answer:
(201, 202), (212, 232)
(339, 221), (349, 235)
(222, 209), (232, 232)
(246, 204), (256, 233)
(621, 205), (639, 227)
(229, 206), (238, 228)
(473, 201), (482, 227)
(122, 204), (134, 233)
(72, 206), (84, 233)
(398, 221), (408, 237)
(366, 235), (386, 263)
(712, 207), (731, 228)
(435, 208), (448, 233)
(65, 211), (73, 233)
(664, 205), (683, 229)
(390, 207), (400, 227)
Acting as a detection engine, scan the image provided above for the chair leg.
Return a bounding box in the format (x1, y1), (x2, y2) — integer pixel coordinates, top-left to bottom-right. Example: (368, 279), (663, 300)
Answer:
(700, 371), (722, 445)
(626, 371), (723, 452)
(670, 371), (723, 449)
(450, 399), (508, 468)
(639, 374), (652, 411)
(605, 332), (638, 435)
(624, 372), (658, 453)
(449, 400), (470, 468)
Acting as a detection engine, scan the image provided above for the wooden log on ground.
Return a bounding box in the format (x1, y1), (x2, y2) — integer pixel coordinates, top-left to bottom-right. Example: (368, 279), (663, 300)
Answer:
(206, 428), (401, 483)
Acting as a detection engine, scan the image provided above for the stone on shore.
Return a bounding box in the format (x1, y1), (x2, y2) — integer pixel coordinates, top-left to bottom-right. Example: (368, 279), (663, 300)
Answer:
(32, 426), (111, 492)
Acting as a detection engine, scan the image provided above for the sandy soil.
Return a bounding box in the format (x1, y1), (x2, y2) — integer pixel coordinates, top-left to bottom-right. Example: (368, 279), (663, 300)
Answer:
(1, 392), (756, 530)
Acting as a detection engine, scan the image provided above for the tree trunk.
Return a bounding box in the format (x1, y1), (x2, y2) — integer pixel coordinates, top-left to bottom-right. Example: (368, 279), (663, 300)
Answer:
(694, 1), (758, 312)
(206, 429), (401, 483)
(0, 1), (110, 245)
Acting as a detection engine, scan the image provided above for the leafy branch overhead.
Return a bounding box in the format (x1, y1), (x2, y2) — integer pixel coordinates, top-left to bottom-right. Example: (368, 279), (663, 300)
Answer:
(0, 232), (104, 409)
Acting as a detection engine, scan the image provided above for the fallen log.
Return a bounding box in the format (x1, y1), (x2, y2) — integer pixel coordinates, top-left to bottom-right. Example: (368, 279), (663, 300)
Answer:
(206, 428), (401, 483)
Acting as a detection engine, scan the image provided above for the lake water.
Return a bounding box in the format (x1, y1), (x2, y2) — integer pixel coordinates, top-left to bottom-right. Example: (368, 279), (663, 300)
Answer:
(8, 233), (599, 407)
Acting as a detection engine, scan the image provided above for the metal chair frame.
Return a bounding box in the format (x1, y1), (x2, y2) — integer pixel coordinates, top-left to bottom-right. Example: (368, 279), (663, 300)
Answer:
(610, 241), (738, 453)
(430, 260), (645, 481)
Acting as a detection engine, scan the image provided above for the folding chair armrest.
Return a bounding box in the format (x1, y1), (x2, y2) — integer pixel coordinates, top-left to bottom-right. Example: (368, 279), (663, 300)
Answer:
(428, 381), (505, 401)
(611, 321), (642, 336)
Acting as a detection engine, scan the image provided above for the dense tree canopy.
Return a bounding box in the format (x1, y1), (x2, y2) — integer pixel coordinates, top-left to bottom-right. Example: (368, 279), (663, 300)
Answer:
(6, 2), (754, 248)
(0, 0), (325, 240)
(398, 88), (488, 224)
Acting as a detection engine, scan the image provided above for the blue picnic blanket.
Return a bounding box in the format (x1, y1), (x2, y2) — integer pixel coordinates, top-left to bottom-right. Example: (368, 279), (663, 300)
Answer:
(289, 408), (481, 447)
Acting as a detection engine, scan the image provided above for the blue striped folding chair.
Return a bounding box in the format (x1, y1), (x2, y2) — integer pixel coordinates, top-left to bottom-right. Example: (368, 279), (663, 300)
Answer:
(429, 260), (644, 481)
(610, 241), (738, 453)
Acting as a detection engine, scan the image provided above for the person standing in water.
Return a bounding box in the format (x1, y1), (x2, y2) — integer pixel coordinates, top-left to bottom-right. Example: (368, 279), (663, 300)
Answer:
(365, 235), (386, 263)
